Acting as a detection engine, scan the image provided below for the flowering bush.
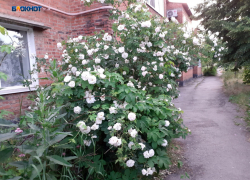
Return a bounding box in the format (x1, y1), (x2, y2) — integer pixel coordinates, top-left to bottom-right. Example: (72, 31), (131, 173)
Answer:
(0, 2), (203, 179)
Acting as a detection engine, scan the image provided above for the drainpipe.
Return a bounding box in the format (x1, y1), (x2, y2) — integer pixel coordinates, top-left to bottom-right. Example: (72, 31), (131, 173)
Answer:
(22, 0), (113, 16)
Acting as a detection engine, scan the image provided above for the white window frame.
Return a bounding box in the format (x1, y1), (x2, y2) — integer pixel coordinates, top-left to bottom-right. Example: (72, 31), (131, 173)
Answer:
(0, 22), (38, 95)
(146, 0), (165, 17)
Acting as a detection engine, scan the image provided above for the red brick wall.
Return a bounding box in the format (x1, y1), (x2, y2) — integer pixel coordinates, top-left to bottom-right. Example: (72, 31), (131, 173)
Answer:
(193, 66), (202, 77)
(0, 0), (112, 118)
(166, 2), (191, 24)
(177, 68), (194, 86)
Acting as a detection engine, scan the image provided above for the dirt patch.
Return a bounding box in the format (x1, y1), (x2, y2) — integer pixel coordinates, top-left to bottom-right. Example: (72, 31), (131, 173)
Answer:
(154, 140), (192, 180)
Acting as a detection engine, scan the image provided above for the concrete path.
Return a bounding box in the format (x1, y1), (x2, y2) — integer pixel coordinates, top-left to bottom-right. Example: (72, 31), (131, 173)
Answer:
(167, 76), (250, 180)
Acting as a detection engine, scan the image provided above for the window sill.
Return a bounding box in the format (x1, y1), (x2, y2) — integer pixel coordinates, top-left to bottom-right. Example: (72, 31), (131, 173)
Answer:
(0, 86), (37, 95)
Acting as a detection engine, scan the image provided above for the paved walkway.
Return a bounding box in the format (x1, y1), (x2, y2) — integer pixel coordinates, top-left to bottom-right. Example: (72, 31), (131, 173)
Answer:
(167, 76), (250, 180)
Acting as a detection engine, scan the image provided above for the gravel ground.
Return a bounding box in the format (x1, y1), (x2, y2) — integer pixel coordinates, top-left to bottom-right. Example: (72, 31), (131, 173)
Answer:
(165, 76), (250, 180)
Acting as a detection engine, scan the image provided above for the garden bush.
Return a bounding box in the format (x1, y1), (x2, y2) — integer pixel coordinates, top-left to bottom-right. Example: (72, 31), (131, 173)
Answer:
(203, 67), (217, 76)
(0, 2), (204, 179)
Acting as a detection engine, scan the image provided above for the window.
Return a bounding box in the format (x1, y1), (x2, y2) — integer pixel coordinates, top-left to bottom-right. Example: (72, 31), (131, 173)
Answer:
(147, 0), (165, 17)
(0, 23), (38, 95)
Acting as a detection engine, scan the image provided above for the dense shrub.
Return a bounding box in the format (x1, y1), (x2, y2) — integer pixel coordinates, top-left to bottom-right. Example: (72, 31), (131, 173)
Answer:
(0, 2), (205, 180)
(203, 67), (217, 76)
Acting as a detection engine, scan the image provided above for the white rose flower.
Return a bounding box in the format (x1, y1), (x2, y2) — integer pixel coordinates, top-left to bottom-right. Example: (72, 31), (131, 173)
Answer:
(122, 52), (128, 59)
(88, 75), (97, 84)
(141, 66), (147, 71)
(128, 141), (135, 149)
(148, 149), (155, 157)
(57, 42), (63, 50)
(142, 169), (148, 176)
(44, 53), (48, 59)
(162, 139), (168, 147)
(75, 71), (81, 76)
(99, 74), (106, 79)
(79, 54), (85, 60)
(68, 64), (72, 68)
(81, 71), (90, 81)
(76, 121), (86, 128)
(133, 56), (137, 62)
(106, 35), (112, 41)
(115, 63), (119, 68)
(84, 140), (91, 146)
(165, 120), (170, 127)
(113, 123), (122, 131)
(97, 112), (105, 120)
(159, 74), (164, 79)
(108, 126), (112, 130)
(95, 57), (101, 64)
(82, 60), (89, 65)
(74, 106), (81, 114)
(170, 73), (175, 77)
(118, 24), (125, 31)
(68, 81), (75, 88)
(104, 45), (109, 50)
(155, 27), (161, 33)
(128, 112), (136, 121)
(125, 59), (129, 63)
(167, 84), (172, 89)
(143, 151), (150, 158)
(91, 123), (99, 130)
(147, 42), (152, 47)
(139, 143), (145, 150)
(123, 71), (126, 75)
(100, 94), (105, 101)
(64, 75), (71, 82)
(126, 159), (135, 167)
(109, 107), (117, 114)
(128, 129), (137, 138)
(80, 126), (91, 134)
(142, 71), (148, 77)
(159, 33), (165, 38)
(118, 47), (125, 53)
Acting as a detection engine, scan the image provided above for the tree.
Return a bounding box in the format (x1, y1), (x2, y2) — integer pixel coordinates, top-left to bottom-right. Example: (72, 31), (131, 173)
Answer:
(194, 0), (250, 70)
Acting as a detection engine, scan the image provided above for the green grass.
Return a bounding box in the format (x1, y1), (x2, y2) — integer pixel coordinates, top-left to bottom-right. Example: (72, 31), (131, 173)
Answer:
(222, 70), (250, 128)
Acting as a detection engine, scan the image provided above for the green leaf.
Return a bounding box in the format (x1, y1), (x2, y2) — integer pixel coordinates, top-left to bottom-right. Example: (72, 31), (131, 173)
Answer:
(0, 26), (6, 35)
(8, 177), (22, 180)
(30, 164), (42, 180)
(0, 166), (7, 175)
(107, 171), (122, 180)
(28, 123), (40, 131)
(0, 133), (16, 142)
(46, 173), (57, 180)
(36, 145), (46, 157)
(178, 160), (183, 168)
(9, 161), (28, 170)
(0, 148), (14, 163)
(17, 145), (36, 154)
(49, 133), (70, 146)
(0, 119), (18, 127)
(63, 156), (77, 161)
(46, 155), (72, 167)
(0, 72), (7, 81)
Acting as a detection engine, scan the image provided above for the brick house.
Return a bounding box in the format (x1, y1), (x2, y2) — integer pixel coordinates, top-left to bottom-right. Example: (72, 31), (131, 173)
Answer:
(166, 0), (202, 86)
(0, 0), (200, 118)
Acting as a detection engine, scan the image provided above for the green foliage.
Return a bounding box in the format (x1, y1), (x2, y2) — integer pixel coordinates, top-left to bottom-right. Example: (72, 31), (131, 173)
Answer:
(243, 66), (250, 84)
(203, 67), (217, 76)
(0, 2), (200, 179)
(194, 0), (250, 70)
